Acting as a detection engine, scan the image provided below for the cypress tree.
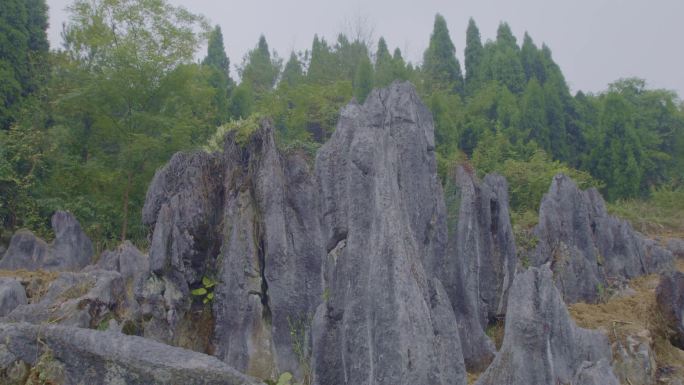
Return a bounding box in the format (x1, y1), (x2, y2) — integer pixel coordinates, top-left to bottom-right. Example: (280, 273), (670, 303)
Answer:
(203, 25), (233, 124)
(374, 37), (394, 86)
(281, 52), (304, 87)
(392, 48), (411, 82)
(353, 54), (374, 103)
(307, 35), (335, 83)
(203, 26), (232, 82)
(0, 0), (29, 129)
(239, 35), (281, 94)
(422, 14), (464, 94)
(520, 33), (543, 82)
(464, 18), (484, 95)
(489, 23), (525, 93)
(496, 22), (518, 51)
(521, 78), (549, 151)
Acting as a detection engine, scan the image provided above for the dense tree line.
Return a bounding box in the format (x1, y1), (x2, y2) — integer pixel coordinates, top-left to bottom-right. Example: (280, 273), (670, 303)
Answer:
(1, 1), (682, 248)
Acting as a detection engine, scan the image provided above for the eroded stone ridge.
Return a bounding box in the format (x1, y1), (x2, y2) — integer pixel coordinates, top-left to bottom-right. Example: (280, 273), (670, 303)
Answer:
(534, 174), (673, 303)
(0, 322), (265, 385)
(312, 82), (466, 385)
(140, 121), (323, 379)
(0, 211), (93, 271)
(436, 166), (516, 370)
(475, 265), (620, 385)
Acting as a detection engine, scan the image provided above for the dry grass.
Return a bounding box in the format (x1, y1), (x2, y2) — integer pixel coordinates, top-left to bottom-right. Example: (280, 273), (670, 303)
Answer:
(0, 269), (59, 303)
(569, 261), (684, 383)
(467, 372), (480, 385)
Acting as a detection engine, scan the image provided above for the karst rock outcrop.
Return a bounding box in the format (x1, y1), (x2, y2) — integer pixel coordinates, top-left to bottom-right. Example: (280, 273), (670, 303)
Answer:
(139, 121), (323, 379)
(311, 83), (467, 385)
(436, 166), (516, 370)
(656, 271), (684, 349)
(475, 265), (620, 385)
(1, 82), (667, 385)
(0, 323), (265, 385)
(533, 174), (673, 303)
(0, 211), (93, 271)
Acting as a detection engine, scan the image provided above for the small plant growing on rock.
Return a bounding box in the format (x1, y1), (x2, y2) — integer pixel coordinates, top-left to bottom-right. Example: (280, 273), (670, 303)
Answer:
(265, 372), (293, 385)
(191, 276), (217, 304)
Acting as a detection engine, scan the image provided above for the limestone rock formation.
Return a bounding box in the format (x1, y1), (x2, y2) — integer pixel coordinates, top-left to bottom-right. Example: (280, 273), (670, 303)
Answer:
(311, 82), (465, 385)
(0, 278), (27, 317)
(0, 322), (265, 385)
(0, 211), (93, 271)
(534, 174), (673, 303)
(436, 166), (516, 370)
(2, 270), (126, 329)
(666, 238), (684, 258)
(612, 329), (657, 385)
(140, 121), (323, 379)
(656, 271), (684, 349)
(95, 240), (149, 285)
(475, 265), (620, 385)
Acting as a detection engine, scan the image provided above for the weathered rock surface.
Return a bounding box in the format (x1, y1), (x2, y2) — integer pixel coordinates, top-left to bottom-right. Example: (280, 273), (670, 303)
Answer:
(656, 271), (684, 349)
(475, 265), (619, 385)
(2, 270), (125, 329)
(0, 278), (27, 317)
(311, 83), (465, 385)
(0, 322), (265, 385)
(140, 121), (322, 378)
(95, 240), (149, 285)
(436, 166), (515, 370)
(212, 123), (323, 379)
(612, 329), (657, 385)
(0, 211), (93, 271)
(534, 174), (673, 303)
(666, 238), (684, 258)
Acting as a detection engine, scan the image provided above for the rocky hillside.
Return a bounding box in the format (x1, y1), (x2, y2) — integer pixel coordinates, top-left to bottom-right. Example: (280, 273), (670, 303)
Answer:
(0, 82), (681, 385)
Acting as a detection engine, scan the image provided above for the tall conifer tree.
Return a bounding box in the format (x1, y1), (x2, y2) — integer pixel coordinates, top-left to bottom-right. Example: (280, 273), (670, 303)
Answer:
(422, 14), (464, 94)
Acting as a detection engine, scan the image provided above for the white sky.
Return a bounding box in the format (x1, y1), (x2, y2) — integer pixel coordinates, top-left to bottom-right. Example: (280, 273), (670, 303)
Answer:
(46, 0), (684, 98)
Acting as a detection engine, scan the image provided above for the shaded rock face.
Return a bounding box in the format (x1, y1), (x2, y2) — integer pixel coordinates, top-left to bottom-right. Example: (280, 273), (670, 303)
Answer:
(0, 322), (265, 385)
(656, 272), (684, 349)
(0, 279), (27, 317)
(311, 83), (465, 385)
(534, 174), (673, 303)
(0, 211), (93, 271)
(140, 123), (323, 378)
(475, 265), (620, 385)
(436, 166), (515, 370)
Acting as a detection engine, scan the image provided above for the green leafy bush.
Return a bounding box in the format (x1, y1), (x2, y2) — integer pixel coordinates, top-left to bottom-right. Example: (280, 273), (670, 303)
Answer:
(191, 276), (217, 304)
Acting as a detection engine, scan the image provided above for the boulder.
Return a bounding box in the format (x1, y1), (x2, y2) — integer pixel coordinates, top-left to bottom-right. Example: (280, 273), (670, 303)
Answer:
(0, 322), (265, 385)
(96, 240), (149, 285)
(0, 211), (93, 271)
(656, 271), (684, 349)
(0, 279), (27, 317)
(2, 270), (125, 329)
(534, 174), (673, 303)
(311, 82), (465, 385)
(475, 265), (620, 385)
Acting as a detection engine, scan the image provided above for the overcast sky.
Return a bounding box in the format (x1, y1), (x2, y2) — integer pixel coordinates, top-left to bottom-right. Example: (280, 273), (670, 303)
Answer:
(46, 0), (684, 97)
